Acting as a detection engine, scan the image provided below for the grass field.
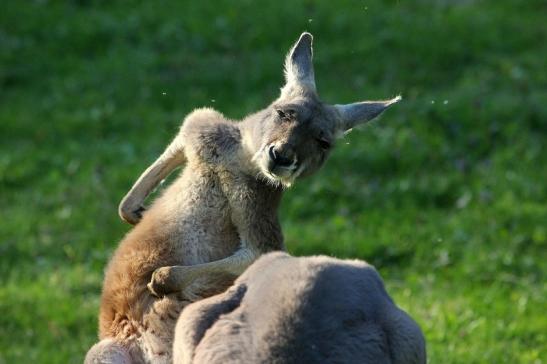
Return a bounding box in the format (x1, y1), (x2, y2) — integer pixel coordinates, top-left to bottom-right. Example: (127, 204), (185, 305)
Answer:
(1, 0), (546, 362)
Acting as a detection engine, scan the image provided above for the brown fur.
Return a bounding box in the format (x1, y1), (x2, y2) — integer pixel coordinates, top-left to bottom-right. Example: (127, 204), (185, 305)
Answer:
(86, 33), (400, 363)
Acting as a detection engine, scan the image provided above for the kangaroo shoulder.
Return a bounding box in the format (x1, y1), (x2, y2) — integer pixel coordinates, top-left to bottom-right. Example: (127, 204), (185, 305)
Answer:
(181, 108), (241, 165)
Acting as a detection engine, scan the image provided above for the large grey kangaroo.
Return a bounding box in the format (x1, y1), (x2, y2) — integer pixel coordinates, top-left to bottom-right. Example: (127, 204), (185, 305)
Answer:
(174, 252), (426, 364)
(85, 32), (400, 364)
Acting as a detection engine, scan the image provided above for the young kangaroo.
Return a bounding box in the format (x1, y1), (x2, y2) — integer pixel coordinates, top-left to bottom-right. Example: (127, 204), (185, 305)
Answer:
(85, 32), (400, 364)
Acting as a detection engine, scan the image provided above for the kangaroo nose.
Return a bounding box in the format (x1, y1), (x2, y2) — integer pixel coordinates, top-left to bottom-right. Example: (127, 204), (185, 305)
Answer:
(268, 145), (294, 167)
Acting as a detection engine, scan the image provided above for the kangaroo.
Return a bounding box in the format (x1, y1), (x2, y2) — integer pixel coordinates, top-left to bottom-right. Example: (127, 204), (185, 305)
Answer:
(85, 32), (400, 364)
(173, 252), (426, 364)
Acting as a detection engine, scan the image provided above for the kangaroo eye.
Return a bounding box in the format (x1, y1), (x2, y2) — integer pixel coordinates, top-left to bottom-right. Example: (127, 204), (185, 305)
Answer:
(316, 138), (331, 150)
(276, 108), (296, 121)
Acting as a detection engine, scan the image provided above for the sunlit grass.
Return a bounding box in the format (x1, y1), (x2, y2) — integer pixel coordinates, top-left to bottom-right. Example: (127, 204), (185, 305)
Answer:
(1, 0), (545, 362)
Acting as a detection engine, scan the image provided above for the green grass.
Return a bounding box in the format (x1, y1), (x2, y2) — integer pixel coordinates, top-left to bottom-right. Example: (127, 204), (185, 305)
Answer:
(1, 0), (546, 362)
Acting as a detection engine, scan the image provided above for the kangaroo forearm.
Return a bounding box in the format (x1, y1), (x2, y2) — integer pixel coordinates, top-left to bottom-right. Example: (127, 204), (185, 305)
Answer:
(147, 246), (259, 297)
(175, 246), (258, 279)
(119, 140), (186, 224)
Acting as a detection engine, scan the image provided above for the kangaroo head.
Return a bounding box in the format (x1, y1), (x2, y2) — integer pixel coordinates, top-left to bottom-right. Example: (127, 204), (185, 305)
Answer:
(248, 32), (400, 187)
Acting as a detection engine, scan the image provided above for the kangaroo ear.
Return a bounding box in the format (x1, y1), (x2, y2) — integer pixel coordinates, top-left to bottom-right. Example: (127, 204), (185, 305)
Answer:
(282, 32), (316, 93)
(334, 96), (401, 132)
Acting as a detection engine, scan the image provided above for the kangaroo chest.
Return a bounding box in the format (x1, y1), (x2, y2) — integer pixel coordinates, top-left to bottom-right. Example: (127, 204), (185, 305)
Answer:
(158, 165), (241, 265)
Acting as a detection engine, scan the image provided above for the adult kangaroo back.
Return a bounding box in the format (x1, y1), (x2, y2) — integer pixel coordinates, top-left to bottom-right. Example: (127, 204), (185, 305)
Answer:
(85, 33), (400, 363)
(174, 253), (426, 364)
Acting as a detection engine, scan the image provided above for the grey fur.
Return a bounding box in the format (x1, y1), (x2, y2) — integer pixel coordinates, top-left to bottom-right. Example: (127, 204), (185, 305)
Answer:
(174, 253), (426, 364)
(335, 96), (402, 132)
(87, 33), (400, 363)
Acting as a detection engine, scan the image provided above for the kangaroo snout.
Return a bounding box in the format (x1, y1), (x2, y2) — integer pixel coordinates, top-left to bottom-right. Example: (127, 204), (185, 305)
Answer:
(268, 145), (296, 169)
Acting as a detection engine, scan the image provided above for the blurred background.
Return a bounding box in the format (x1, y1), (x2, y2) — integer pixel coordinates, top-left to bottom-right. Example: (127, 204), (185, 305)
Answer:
(1, 0), (545, 362)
